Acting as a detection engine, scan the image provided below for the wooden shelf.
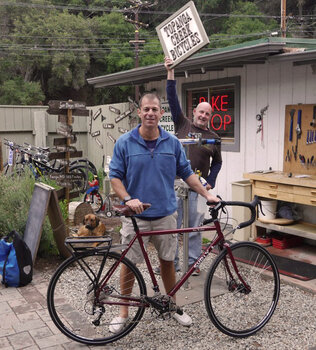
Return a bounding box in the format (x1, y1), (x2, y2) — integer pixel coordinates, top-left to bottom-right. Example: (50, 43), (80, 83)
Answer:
(255, 220), (316, 240)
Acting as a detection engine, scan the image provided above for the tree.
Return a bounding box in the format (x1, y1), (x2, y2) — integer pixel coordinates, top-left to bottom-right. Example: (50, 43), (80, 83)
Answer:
(210, 1), (278, 48)
(0, 78), (45, 105)
(0, 0), (315, 105)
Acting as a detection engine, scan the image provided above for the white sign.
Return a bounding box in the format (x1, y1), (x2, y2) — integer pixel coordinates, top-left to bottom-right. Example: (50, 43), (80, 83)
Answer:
(156, 1), (209, 68)
(159, 102), (175, 134)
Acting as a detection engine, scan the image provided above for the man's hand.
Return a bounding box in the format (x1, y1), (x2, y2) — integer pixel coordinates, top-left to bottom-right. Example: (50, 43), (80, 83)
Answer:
(205, 183), (212, 191)
(164, 56), (173, 70)
(205, 193), (219, 203)
(125, 198), (144, 215)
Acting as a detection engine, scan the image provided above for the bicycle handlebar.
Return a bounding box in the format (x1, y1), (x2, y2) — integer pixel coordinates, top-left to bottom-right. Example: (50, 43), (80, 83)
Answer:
(179, 138), (221, 146)
(206, 196), (261, 229)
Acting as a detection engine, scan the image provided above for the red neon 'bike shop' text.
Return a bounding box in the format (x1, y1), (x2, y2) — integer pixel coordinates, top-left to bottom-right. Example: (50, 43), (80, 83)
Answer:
(199, 95), (232, 131)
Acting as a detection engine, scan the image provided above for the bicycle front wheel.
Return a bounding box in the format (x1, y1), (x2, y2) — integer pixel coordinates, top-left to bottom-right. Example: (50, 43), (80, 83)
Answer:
(204, 241), (280, 338)
(47, 251), (147, 345)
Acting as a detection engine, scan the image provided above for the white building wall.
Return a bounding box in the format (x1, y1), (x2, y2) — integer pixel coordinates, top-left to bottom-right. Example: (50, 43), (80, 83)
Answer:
(145, 61), (316, 202)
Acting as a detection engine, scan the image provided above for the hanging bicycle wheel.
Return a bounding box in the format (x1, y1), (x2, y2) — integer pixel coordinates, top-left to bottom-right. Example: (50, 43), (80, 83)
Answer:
(69, 166), (87, 193)
(204, 241), (280, 338)
(47, 251), (147, 345)
(84, 191), (103, 212)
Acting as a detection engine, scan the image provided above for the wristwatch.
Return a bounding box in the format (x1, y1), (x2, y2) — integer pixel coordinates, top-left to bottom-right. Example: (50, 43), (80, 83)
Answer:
(123, 195), (132, 204)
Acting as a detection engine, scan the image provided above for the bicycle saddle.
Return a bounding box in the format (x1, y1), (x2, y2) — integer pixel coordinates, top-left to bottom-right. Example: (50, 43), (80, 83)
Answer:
(113, 203), (151, 216)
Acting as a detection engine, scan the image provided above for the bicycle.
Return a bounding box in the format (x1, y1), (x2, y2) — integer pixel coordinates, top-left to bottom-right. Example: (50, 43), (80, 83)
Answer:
(2, 139), (90, 193)
(47, 196), (280, 346)
(83, 176), (103, 213)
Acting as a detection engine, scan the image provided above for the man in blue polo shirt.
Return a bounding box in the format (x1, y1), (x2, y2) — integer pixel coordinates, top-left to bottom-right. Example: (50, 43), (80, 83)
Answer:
(109, 91), (219, 333)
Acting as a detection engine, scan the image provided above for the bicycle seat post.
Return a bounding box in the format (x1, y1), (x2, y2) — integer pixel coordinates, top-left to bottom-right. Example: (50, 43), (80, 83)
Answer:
(131, 216), (140, 234)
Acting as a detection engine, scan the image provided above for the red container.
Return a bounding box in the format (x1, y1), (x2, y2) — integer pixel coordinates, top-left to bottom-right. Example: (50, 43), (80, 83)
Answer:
(272, 234), (303, 249)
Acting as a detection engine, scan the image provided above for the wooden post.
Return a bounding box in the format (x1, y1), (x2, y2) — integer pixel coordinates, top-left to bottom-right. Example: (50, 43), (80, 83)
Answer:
(65, 102), (73, 235)
(0, 138), (3, 172)
(281, 0), (287, 38)
(47, 189), (71, 259)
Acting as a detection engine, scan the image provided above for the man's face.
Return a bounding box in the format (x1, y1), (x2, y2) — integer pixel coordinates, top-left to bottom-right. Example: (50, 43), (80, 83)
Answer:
(193, 102), (212, 130)
(138, 96), (164, 128)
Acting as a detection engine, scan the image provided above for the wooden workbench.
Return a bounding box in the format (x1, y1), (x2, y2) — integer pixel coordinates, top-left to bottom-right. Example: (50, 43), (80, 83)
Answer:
(243, 171), (316, 240)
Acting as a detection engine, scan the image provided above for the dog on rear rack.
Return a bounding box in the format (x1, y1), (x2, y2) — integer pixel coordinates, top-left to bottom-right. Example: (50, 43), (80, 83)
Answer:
(77, 214), (106, 237)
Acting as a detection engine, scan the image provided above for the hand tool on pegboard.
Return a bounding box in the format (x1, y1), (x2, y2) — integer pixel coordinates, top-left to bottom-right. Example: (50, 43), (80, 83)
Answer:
(292, 109), (302, 161)
(310, 106), (316, 127)
(285, 149), (291, 162)
(289, 109), (295, 142)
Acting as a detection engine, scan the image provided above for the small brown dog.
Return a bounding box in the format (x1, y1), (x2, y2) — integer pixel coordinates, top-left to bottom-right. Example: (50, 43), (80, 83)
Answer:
(77, 214), (106, 237)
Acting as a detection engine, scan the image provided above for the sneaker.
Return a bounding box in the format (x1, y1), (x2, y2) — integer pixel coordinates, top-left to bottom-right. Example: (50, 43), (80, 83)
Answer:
(154, 266), (161, 275)
(154, 266), (181, 275)
(189, 264), (201, 276)
(173, 311), (192, 326)
(109, 316), (128, 333)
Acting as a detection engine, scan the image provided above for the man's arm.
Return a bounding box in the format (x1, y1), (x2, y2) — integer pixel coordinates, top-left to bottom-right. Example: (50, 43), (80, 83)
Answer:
(185, 174), (219, 203)
(206, 161), (222, 189)
(110, 178), (144, 214)
(165, 57), (183, 125)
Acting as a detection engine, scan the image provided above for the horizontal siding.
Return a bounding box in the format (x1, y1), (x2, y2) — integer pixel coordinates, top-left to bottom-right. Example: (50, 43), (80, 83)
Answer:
(0, 106), (47, 132)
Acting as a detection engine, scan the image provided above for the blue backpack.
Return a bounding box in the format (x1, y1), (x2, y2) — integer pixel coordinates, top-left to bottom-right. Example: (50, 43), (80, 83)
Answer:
(0, 231), (33, 287)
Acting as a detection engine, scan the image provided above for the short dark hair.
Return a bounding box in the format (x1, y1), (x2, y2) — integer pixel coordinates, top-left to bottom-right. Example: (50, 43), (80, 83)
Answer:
(139, 92), (161, 109)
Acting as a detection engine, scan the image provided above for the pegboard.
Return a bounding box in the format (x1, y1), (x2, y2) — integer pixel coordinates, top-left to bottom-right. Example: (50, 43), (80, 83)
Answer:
(283, 104), (316, 175)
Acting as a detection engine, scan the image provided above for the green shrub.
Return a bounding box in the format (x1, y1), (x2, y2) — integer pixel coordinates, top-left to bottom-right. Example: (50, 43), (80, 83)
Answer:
(0, 171), (67, 257)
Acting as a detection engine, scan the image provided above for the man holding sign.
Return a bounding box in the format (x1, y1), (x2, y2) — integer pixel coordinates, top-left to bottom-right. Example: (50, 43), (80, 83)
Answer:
(155, 56), (222, 276)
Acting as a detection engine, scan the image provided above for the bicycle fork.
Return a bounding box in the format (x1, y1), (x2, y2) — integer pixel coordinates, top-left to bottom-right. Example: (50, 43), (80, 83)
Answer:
(223, 243), (251, 294)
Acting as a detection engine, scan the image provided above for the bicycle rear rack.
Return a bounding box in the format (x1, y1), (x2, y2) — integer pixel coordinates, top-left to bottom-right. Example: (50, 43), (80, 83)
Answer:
(65, 236), (113, 254)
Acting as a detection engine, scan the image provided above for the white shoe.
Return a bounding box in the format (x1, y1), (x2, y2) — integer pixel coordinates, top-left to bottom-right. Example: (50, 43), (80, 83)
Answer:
(109, 316), (128, 333)
(173, 311), (192, 326)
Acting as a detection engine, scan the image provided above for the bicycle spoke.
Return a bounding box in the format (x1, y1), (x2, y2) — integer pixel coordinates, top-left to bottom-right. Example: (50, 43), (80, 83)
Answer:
(47, 252), (146, 345)
(204, 242), (280, 338)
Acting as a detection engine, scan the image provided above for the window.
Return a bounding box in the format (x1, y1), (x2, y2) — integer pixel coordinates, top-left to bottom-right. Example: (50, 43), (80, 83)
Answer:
(182, 77), (240, 152)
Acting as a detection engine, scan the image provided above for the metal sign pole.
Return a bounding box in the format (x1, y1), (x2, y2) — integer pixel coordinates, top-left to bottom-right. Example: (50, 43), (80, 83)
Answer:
(174, 180), (190, 289)
(182, 186), (189, 289)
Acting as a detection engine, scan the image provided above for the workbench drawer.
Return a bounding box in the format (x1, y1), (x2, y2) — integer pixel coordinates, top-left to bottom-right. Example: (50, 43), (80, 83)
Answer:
(254, 181), (293, 193)
(293, 194), (316, 206)
(253, 188), (294, 202)
(293, 186), (316, 197)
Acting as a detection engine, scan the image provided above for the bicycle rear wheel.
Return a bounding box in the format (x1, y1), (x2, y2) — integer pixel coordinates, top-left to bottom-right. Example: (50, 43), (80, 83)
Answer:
(84, 191), (103, 212)
(47, 251), (147, 345)
(204, 241), (280, 338)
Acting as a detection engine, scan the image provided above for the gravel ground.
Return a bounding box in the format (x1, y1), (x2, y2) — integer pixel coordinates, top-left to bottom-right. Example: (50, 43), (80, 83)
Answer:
(108, 282), (316, 350)
(101, 243), (316, 350)
(40, 234), (316, 350)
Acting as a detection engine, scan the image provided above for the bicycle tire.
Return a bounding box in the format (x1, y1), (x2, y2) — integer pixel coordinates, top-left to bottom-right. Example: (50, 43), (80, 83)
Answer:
(84, 191), (103, 212)
(204, 241), (280, 338)
(70, 159), (98, 175)
(47, 251), (147, 345)
(69, 165), (88, 193)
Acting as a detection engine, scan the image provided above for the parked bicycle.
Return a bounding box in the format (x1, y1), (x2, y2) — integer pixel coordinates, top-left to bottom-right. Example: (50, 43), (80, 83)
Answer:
(47, 196), (280, 346)
(2, 139), (97, 193)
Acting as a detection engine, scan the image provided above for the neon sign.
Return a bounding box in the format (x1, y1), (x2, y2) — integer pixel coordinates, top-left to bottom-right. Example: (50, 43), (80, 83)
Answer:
(199, 95), (232, 131)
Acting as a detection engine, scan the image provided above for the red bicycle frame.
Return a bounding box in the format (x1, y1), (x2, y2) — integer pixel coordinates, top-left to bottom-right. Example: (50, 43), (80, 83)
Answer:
(100, 216), (228, 303)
